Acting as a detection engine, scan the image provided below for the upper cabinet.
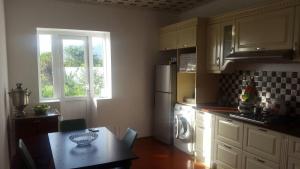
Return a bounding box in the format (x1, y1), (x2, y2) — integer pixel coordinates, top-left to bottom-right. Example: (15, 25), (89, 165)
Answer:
(159, 18), (198, 51)
(235, 7), (295, 52)
(294, 6), (300, 61)
(176, 19), (198, 49)
(206, 19), (234, 73)
(206, 23), (221, 73)
(159, 25), (177, 51)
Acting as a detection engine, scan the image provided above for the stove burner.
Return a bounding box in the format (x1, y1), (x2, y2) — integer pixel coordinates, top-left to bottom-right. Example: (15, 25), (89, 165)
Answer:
(229, 112), (275, 124)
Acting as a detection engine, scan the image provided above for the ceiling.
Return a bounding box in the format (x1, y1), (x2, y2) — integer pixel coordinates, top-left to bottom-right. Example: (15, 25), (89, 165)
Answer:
(65, 0), (209, 12)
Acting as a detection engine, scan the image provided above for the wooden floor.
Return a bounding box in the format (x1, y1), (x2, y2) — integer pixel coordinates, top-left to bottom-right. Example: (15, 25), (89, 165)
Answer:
(131, 138), (205, 169)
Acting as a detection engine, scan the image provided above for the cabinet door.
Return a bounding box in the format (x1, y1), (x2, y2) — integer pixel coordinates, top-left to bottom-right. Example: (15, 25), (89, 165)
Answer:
(195, 112), (215, 167)
(220, 21), (234, 70)
(207, 24), (221, 73)
(159, 25), (177, 51)
(289, 136), (300, 159)
(177, 26), (197, 48)
(235, 8), (295, 52)
(243, 124), (282, 162)
(215, 116), (244, 148)
(242, 152), (279, 169)
(288, 157), (300, 169)
(214, 140), (242, 169)
(294, 6), (300, 62)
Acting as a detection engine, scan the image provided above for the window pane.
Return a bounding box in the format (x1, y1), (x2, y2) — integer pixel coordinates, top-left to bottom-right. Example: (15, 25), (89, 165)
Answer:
(39, 34), (54, 98)
(92, 37), (105, 96)
(63, 39), (87, 97)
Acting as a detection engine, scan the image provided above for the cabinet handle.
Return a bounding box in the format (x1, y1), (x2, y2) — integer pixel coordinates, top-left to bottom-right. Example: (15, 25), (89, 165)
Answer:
(256, 47), (266, 51)
(225, 119), (232, 123)
(255, 157), (265, 163)
(223, 144), (232, 149)
(183, 44), (188, 47)
(258, 128), (268, 132)
(216, 57), (220, 65)
(230, 47), (235, 54)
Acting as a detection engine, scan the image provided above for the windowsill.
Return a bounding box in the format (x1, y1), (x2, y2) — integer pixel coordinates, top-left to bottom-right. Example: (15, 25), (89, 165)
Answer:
(40, 97), (112, 103)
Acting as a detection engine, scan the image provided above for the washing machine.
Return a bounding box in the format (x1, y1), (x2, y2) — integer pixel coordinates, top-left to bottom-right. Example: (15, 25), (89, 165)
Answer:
(173, 103), (195, 155)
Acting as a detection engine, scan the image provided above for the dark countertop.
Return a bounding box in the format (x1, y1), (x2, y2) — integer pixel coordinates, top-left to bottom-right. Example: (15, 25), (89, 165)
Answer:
(194, 104), (300, 138)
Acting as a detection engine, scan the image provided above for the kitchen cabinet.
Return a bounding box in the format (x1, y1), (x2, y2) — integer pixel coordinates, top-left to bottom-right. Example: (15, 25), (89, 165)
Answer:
(288, 157), (300, 169)
(243, 124), (282, 162)
(195, 111), (215, 167)
(289, 136), (300, 159)
(242, 151), (279, 169)
(206, 23), (221, 73)
(214, 140), (243, 169)
(159, 25), (177, 51)
(235, 7), (295, 52)
(220, 21), (234, 70)
(294, 6), (300, 61)
(159, 18), (199, 51)
(176, 20), (197, 48)
(215, 116), (244, 149)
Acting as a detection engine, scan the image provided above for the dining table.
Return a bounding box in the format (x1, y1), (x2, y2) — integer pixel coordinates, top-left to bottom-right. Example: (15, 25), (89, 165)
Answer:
(21, 127), (138, 169)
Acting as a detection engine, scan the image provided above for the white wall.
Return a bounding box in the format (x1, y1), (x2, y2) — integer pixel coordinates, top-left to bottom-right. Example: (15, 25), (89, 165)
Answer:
(180, 0), (275, 19)
(5, 0), (177, 137)
(0, 0), (9, 168)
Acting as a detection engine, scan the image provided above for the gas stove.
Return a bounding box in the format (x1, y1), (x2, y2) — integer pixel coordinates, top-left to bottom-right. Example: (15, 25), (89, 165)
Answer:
(229, 112), (278, 124)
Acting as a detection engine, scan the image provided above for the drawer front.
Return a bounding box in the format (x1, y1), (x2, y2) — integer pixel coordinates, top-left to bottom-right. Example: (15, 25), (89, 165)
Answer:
(214, 140), (242, 169)
(242, 152), (279, 169)
(243, 124), (281, 162)
(289, 136), (300, 158)
(215, 116), (244, 148)
(288, 157), (300, 169)
(196, 111), (205, 127)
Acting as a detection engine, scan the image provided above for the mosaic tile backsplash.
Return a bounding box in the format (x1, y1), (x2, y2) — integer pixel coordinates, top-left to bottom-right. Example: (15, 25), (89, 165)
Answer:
(219, 70), (300, 113)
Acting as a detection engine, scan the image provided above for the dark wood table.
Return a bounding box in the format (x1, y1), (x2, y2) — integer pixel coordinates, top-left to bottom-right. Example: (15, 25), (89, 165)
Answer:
(20, 127), (138, 169)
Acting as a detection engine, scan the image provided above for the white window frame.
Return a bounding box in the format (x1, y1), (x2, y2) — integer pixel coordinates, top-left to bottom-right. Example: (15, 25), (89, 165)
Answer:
(37, 28), (112, 102)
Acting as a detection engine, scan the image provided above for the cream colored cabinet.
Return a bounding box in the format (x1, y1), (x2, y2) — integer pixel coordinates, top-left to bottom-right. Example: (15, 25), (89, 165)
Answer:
(288, 157), (300, 169)
(294, 6), (300, 61)
(242, 152), (279, 169)
(195, 111), (215, 167)
(243, 124), (282, 162)
(215, 116), (244, 149)
(177, 26), (197, 48)
(214, 140), (242, 169)
(159, 18), (198, 51)
(177, 18), (198, 49)
(235, 7), (295, 52)
(220, 21), (234, 70)
(207, 23), (221, 73)
(289, 136), (300, 158)
(159, 25), (177, 51)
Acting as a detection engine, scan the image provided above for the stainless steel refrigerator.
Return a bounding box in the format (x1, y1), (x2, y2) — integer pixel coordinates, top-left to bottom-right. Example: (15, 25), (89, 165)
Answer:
(153, 64), (176, 144)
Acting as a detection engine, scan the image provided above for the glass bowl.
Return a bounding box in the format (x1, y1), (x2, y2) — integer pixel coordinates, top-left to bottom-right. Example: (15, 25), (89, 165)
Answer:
(69, 132), (98, 146)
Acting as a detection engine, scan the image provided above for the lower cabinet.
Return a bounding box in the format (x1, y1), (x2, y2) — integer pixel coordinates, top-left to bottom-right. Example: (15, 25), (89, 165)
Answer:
(214, 140), (242, 169)
(288, 157), (300, 169)
(242, 152), (279, 169)
(243, 124), (282, 162)
(195, 111), (214, 167)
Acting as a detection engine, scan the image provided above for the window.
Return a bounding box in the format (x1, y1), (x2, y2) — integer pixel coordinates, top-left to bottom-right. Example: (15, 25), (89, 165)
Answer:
(37, 28), (111, 101)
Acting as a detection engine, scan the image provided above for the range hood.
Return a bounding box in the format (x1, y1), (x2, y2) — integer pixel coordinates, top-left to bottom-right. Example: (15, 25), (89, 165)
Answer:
(225, 49), (294, 62)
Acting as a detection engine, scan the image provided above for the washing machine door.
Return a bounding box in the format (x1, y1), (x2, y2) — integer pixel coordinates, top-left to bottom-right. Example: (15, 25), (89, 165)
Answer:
(175, 115), (193, 143)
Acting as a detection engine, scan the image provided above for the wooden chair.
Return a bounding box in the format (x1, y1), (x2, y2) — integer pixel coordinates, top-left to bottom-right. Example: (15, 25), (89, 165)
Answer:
(18, 139), (36, 169)
(59, 118), (86, 132)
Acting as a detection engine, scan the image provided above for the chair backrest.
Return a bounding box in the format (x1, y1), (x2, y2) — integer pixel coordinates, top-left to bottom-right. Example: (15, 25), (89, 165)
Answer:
(18, 139), (36, 169)
(59, 118), (87, 132)
(122, 128), (138, 149)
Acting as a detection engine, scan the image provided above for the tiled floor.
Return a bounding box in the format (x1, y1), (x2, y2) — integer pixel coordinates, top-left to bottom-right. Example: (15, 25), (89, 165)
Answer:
(132, 138), (205, 169)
